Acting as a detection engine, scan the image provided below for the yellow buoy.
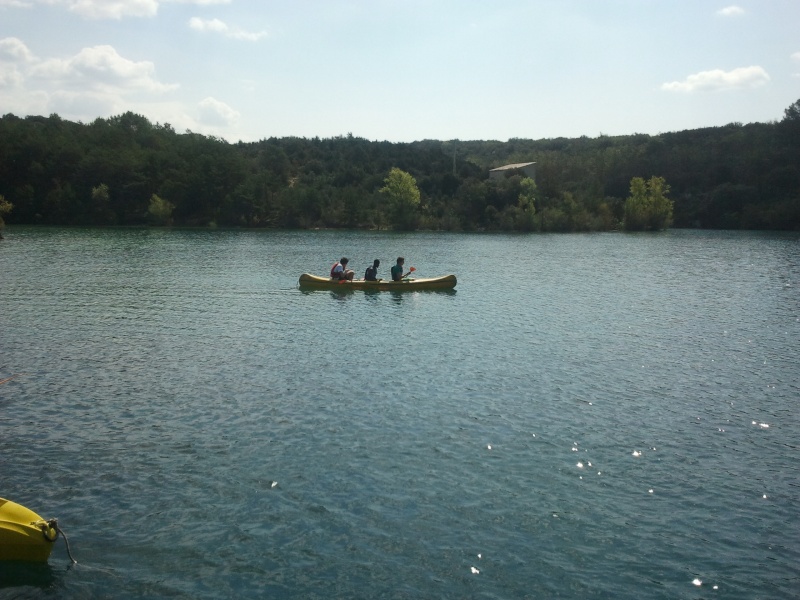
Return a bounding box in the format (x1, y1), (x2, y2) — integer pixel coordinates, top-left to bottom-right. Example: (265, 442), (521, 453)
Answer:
(0, 498), (57, 562)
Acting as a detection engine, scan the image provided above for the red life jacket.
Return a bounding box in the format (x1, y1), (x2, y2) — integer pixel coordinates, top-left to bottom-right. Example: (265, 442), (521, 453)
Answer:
(330, 262), (341, 278)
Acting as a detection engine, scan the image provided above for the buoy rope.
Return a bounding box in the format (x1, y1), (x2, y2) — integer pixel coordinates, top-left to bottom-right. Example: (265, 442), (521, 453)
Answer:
(44, 518), (78, 564)
(56, 523), (78, 565)
(0, 373), (21, 385)
(39, 519), (58, 542)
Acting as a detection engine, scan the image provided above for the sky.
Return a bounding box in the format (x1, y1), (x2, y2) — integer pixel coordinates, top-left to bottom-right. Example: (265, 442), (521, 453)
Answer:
(1, 0), (799, 143)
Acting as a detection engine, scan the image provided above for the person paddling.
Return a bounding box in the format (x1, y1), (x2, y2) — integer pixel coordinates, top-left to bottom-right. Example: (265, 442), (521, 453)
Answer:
(390, 257), (413, 281)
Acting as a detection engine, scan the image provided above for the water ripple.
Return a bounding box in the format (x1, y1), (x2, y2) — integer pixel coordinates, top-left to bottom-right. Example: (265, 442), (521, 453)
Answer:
(1, 228), (798, 598)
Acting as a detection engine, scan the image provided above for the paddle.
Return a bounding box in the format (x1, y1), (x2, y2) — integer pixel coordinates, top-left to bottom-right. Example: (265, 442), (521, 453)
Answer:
(405, 266), (416, 279)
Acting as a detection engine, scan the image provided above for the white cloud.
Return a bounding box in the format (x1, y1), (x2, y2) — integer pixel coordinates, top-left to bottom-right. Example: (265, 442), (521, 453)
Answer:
(198, 96), (239, 126)
(32, 45), (178, 93)
(189, 16), (226, 32)
(0, 38), (32, 92)
(2, 88), (49, 115)
(1, 0), (230, 19)
(65, 0), (159, 19)
(0, 0), (34, 7)
(189, 16), (267, 41)
(661, 66), (769, 93)
(170, 0), (230, 4)
(49, 89), (120, 118)
(0, 37), (35, 62)
(792, 52), (800, 79)
(0, 64), (25, 88)
(716, 5), (745, 17)
(0, 36), (236, 136)
(0, 38), (179, 122)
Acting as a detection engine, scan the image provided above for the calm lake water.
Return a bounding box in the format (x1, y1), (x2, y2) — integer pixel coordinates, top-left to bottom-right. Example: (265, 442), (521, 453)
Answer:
(1, 226), (799, 599)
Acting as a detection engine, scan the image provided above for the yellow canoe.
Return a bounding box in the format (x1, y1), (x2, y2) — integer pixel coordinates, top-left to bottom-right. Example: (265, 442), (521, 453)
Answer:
(299, 273), (457, 291)
(0, 498), (58, 562)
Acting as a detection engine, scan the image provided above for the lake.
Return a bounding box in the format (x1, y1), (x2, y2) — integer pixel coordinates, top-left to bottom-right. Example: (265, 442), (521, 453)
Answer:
(1, 227), (798, 599)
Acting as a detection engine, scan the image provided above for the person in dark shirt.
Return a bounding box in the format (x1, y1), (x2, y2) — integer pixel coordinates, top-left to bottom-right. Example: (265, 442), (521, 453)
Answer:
(364, 259), (381, 281)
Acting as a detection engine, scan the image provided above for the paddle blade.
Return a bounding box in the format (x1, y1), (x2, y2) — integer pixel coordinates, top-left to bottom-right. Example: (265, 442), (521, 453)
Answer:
(409, 266), (416, 272)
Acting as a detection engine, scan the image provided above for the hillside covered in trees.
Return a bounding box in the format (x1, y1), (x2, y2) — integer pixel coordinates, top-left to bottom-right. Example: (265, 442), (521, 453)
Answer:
(1, 99), (799, 232)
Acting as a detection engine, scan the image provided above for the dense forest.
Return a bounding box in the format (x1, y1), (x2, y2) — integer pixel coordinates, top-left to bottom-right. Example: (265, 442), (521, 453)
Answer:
(1, 99), (799, 233)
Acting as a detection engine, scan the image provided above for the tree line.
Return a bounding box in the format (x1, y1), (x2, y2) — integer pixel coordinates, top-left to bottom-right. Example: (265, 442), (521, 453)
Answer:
(1, 99), (798, 234)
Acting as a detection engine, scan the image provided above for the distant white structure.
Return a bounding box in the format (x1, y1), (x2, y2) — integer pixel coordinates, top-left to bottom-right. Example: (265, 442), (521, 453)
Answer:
(489, 162), (536, 180)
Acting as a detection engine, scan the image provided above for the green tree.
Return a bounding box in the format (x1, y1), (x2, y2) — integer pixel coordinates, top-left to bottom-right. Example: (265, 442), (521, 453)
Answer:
(91, 183), (109, 204)
(379, 167), (421, 230)
(3, 106), (800, 231)
(645, 176), (673, 230)
(518, 177), (537, 211)
(783, 98), (800, 123)
(779, 98), (800, 147)
(90, 183), (115, 224)
(147, 193), (174, 225)
(515, 177), (538, 230)
(0, 195), (12, 237)
(624, 176), (673, 231)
